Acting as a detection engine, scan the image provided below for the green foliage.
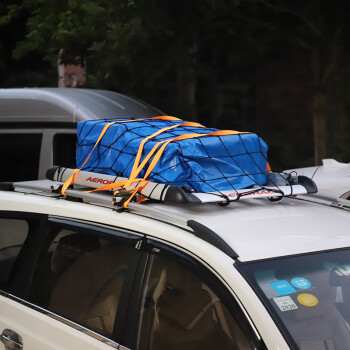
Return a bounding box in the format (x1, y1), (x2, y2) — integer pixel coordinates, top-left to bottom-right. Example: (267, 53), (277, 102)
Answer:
(1, 0), (349, 166)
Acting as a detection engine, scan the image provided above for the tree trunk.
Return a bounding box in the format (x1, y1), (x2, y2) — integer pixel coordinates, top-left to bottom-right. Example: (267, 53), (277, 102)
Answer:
(312, 88), (327, 165)
(57, 49), (65, 87)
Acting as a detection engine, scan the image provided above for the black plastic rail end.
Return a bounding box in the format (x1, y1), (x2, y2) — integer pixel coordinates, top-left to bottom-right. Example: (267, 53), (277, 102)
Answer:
(298, 175), (318, 194)
(187, 220), (238, 259)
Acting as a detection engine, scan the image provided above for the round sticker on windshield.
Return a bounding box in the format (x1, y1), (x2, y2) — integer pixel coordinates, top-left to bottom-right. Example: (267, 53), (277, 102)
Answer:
(297, 293), (318, 307)
(291, 277), (311, 289)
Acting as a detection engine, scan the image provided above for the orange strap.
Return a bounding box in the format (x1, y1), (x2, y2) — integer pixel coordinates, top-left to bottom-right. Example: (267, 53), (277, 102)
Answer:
(85, 178), (141, 193)
(142, 129), (248, 181)
(61, 115), (183, 195)
(62, 115), (251, 208)
(84, 127), (250, 208)
(124, 121), (204, 187)
(84, 121), (204, 193)
(121, 129), (249, 208)
(61, 121), (116, 195)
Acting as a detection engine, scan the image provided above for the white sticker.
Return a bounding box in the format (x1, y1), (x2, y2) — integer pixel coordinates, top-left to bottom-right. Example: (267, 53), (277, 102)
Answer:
(273, 296), (298, 312)
(335, 264), (350, 276)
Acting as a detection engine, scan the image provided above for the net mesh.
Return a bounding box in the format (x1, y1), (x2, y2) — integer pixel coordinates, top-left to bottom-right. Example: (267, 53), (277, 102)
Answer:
(76, 118), (271, 195)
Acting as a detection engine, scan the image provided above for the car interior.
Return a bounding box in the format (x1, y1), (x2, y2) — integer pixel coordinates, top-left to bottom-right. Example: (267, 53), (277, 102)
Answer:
(137, 254), (253, 350)
(29, 230), (137, 338)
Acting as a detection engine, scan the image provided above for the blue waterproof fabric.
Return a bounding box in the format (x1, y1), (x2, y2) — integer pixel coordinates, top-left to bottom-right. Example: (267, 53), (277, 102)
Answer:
(76, 118), (269, 192)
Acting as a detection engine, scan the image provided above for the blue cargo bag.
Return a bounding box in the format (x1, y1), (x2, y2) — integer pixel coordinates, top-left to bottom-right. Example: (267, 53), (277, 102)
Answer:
(76, 118), (269, 193)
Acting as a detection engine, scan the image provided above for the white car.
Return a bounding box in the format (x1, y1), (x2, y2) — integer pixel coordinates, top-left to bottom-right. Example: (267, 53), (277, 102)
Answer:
(286, 159), (350, 200)
(0, 173), (349, 350)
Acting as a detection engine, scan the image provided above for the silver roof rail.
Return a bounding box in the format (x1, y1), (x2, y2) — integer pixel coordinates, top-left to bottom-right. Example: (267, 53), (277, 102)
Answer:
(297, 193), (350, 211)
(8, 179), (238, 259)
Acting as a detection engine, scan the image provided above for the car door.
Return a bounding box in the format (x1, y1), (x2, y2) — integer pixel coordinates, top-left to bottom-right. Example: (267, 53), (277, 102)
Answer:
(0, 211), (51, 350)
(0, 214), (142, 350)
(122, 239), (267, 350)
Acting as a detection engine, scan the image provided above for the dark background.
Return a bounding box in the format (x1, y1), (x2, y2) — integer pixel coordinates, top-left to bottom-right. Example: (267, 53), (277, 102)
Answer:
(1, 0), (349, 171)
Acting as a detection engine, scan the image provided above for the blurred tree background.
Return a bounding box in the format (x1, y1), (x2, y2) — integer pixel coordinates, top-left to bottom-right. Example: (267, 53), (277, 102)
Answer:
(1, 0), (349, 170)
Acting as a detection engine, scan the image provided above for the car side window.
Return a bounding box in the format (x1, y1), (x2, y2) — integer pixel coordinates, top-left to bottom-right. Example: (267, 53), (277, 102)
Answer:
(136, 251), (259, 350)
(27, 222), (140, 339)
(0, 133), (42, 181)
(53, 133), (77, 168)
(0, 217), (29, 290)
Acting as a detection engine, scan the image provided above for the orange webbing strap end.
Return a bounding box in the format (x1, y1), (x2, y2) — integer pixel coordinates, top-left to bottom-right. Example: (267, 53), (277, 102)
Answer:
(151, 116), (182, 121)
(206, 130), (249, 136)
(267, 162), (272, 172)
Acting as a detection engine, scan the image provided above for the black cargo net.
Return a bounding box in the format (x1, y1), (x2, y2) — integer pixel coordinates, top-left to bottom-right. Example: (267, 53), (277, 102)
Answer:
(76, 118), (292, 203)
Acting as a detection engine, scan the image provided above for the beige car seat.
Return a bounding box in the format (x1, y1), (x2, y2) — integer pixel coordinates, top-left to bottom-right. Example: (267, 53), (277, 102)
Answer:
(280, 269), (350, 350)
(48, 234), (130, 336)
(148, 258), (236, 350)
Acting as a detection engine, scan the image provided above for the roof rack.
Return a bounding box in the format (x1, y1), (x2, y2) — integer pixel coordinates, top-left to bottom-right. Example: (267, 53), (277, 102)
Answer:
(4, 178), (238, 259)
(46, 166), (318, 205)
(0, 161), (321, 260)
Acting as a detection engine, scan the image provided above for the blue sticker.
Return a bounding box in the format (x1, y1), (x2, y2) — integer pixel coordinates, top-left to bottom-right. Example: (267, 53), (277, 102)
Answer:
(269, 280), (296, 296)
(291, 277), (311, 289)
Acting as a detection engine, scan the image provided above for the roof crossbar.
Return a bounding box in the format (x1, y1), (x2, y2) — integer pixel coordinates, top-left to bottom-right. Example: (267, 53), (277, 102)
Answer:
(46, 166), (318, 205)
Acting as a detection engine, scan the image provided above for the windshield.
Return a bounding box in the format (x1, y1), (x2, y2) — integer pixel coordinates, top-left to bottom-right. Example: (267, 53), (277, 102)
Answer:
(237, 249), (350, 350)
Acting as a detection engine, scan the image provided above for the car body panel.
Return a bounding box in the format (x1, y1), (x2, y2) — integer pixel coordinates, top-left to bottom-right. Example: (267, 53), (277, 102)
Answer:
(3, 190), (350, 262)
(146, 199), (350, 262)
(1, 184), (350, 349)
(0, 189), (290, 349)
(0, 295), (119, 350)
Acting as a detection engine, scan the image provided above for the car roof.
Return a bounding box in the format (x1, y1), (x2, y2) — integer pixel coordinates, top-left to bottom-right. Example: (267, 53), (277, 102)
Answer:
(0, 88), (164, 123)
(1, 183), (349, 262)
(146, 198), (350, 261)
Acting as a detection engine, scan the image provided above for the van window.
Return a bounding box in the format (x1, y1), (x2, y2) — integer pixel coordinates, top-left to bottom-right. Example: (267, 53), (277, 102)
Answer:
(53, 134), (76, 168)
(0, 133), (42, 181)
